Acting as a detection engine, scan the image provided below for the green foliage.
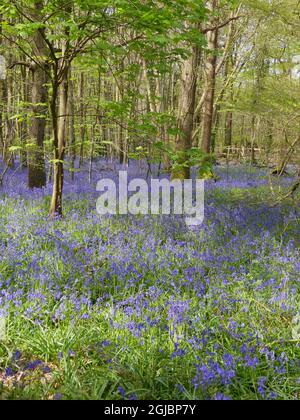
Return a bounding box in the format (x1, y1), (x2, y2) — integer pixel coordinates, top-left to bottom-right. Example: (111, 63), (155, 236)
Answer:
(49, 159), (64, 164)
(154, 142), (214, 179)
(8, 146), (22, 152)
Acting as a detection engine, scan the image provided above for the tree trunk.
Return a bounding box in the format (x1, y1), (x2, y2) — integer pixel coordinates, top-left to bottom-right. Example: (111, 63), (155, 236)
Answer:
(172, 44), (201, 180)
(224, 110), (233, 147)
(201, 1), (218, 154)
(68, 72), (76, 181)
(79, 72), (85, 167)
(89, 122), (96, 183)
(50, 68), (69, 217)
(28, 1), (47, 188)
(28, 63), (47, 188)
(0, 15), (6, 154)
(3, 56), (14, 168)
(19, 64), (28, 169)
(211, 103), (221, 153)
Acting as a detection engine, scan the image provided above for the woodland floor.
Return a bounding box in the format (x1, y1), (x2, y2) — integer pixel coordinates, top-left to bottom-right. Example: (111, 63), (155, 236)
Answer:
(0, 161), (299, 400)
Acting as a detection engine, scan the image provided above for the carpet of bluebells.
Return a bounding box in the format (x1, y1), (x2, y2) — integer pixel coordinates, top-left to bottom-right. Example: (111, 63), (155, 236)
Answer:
(0, 160), (299, 400)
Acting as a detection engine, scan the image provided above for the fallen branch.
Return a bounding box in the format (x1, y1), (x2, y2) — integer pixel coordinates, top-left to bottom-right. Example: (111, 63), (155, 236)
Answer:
(272, 168), (300, 205)
(271, 136), (300, 177)
(282, 175), (300, 200)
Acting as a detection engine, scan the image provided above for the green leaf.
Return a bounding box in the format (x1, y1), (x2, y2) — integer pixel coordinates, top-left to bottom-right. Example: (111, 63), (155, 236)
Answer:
(8, 146), (22, 152)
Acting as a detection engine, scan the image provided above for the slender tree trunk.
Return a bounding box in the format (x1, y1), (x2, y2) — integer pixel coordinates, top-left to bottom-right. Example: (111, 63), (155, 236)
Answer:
(89, 122), (96, 183)
(250, 116), (259, 166)
(3, 55), (14, 167)
(20, 64), (28, 168)
(224, 55), (233, 149)
(50, 68), (69, 217)
(68, 71), (76, 181)
(143, 60), (159, 114)
(224, 110), (233, 147)
(264, 118), (273, 165)
(117, 72), (125, 164)
(79, 72), (85, 167)
(211, 103), (221, 153)
(201, 1), (218, 154)
(49, 0), (72, 217)
(0, 16), (6, 154)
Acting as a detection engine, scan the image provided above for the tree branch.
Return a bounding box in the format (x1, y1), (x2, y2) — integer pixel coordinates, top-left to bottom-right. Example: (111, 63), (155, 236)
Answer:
(202, 15), (244, 34)
(8, 61), (33, 70)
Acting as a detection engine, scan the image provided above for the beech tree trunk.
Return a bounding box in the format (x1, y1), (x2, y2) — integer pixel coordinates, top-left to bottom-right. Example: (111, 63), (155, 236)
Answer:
(50, 68), (69, 217)
(172, 44), (201, 180)
(28, 63), (47, 188)
(28, 1), (47, 188)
